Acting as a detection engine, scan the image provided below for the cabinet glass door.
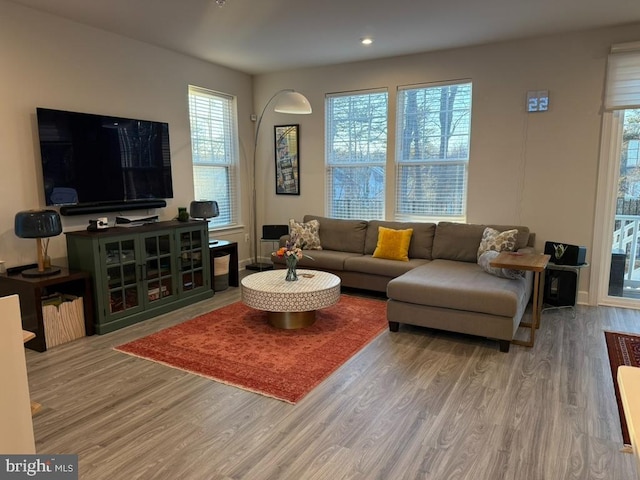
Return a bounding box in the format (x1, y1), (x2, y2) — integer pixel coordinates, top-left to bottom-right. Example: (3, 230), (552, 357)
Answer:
(142, 232), (175, 306)
(179, 228), (205, 293)
(103, 238), (143, 315)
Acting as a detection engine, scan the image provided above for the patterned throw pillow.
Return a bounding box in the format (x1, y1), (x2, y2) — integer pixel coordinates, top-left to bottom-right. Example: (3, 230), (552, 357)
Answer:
(372, 227), (413, 261)
(288, 219), (322, 250)
(478, 250), (525, 279)
(477, 227), (518, 260)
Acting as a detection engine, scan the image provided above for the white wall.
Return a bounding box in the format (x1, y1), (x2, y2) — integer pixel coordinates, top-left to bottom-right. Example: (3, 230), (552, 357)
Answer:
(3, 0), (640, 299)
(253, 23), (640, 301)
(0, 1), (254, 268)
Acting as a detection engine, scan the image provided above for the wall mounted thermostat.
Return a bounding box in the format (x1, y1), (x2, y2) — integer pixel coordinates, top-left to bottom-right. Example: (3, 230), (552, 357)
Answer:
(526, 90), (549, 113)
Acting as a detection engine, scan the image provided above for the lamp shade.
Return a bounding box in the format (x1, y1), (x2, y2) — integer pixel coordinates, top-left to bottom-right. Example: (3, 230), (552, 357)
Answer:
(189, 200), (219, 219)
(15, 210), (62, 238)
(273, 91), (312, 114)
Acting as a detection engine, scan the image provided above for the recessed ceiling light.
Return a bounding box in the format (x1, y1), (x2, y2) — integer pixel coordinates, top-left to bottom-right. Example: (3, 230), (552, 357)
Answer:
(361, 37), (373, 46)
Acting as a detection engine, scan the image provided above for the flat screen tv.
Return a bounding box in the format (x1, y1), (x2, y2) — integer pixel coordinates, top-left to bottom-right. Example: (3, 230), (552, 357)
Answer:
(36, 107), (173, 209)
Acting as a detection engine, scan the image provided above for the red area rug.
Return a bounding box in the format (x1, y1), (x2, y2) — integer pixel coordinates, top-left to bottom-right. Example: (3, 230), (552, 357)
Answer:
(115, 295), (387, 403)
(604, 330), (640, 446)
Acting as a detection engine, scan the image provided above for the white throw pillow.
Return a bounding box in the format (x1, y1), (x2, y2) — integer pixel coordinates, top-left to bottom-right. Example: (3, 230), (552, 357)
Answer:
(477, 227), (518, 260)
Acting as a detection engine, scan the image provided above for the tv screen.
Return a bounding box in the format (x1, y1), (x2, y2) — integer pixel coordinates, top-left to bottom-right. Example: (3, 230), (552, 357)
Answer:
(36, 107), (173, 206)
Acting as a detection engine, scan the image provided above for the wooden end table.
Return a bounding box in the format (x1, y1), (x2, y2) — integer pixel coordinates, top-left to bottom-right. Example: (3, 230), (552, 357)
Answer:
(618, 366), (640, 468)
(490, 252), (551, 347)
(0, 268), (94, 352)
(241, 269), (341, 329)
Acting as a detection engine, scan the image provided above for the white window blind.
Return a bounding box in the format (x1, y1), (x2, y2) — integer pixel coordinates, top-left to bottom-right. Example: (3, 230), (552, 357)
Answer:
(325, 90), (387, 220)
(605, 42), (640, 111)
(395, 81), (472, 222)
(188, 86), (239, 229)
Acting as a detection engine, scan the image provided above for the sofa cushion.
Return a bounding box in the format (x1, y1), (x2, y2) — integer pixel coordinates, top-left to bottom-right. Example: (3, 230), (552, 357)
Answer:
(303, 215), (368, 253)
(477, 227), (518, 259)
(372, 227), (413, 261)
(272, 249), (361, 271)
(364, 221), (436, 259)
(432, 222), (530, 262)
(345, 256), (429, 277)
(288, 218), (322, 250)
(387, 259), (529, 318)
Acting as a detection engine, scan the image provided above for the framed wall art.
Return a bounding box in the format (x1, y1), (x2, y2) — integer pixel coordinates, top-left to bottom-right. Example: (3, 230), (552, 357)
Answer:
(274, 124), (300, 195)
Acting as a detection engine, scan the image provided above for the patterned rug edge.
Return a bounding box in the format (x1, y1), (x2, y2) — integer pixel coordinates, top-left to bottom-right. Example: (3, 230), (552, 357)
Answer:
(113, 345), (298, 404)
(113, 296), (388, 404)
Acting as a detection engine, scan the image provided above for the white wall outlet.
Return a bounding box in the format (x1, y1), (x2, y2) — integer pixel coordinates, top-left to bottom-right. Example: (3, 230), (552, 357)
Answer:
(244, 233), (250, 242)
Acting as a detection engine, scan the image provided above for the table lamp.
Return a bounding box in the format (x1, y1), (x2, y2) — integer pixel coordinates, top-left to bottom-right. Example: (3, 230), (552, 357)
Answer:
(14, 209), (63, 277)
(189, 200), (219, 221)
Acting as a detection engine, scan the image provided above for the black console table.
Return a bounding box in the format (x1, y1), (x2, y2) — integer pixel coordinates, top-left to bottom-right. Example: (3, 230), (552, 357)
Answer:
(210, 240), (239, 288)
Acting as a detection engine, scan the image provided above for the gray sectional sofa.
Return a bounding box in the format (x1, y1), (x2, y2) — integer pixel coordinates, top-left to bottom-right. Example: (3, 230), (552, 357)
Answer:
(273, 214), (536, 352)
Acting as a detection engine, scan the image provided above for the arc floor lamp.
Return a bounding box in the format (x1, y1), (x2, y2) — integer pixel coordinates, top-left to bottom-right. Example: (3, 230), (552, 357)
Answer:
(246, 89), (312, 271)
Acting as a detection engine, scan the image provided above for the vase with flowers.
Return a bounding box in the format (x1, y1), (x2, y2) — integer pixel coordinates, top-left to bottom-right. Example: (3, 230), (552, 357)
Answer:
(272, 236), (312, 281)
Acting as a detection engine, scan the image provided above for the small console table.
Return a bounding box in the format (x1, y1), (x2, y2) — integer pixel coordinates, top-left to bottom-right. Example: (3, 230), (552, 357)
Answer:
(490, 252), (550, 348)
(0, 268), (94, 352)
(543, 262), (589, 318)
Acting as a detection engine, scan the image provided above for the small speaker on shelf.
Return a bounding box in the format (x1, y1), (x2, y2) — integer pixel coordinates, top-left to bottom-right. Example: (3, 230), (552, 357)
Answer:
(262, 224), (288, 240)
(544, 241), (587, 266)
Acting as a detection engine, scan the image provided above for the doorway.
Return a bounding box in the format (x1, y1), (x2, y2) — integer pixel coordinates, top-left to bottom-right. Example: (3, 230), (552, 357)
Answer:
(595, 109), (640, 306)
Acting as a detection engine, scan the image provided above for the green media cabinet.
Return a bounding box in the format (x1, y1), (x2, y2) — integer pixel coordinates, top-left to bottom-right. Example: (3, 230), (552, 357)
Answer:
(66, 220), (213, 334)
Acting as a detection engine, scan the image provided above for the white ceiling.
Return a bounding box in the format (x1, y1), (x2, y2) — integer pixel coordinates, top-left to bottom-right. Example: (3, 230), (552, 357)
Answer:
(8, 0), (640, 74)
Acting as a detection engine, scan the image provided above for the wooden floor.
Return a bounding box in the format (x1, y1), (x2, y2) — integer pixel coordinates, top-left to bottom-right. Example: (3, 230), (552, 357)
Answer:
(25, 280), (640, 480)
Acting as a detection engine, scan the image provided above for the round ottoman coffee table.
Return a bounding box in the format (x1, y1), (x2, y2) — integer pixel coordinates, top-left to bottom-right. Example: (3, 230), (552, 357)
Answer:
(241, 269), (341, 329)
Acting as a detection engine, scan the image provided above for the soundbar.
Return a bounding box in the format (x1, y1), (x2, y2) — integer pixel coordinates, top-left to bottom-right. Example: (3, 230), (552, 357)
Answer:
(60, 200), (167, 216)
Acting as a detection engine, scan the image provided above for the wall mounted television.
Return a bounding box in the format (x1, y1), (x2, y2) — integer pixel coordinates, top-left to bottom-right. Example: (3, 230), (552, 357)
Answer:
(36, 107), (173, 215)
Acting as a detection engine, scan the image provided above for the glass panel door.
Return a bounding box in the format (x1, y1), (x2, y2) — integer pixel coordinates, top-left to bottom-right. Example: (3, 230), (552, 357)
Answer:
(179, 228), (205, 293)
(142, 232), (175, 306)
(103, 238), (143, 315)
(609, 109), (640, 299)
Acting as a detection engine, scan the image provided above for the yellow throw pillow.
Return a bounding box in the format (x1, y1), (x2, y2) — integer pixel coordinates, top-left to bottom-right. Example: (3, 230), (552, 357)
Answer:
(372, 226), (413, 261)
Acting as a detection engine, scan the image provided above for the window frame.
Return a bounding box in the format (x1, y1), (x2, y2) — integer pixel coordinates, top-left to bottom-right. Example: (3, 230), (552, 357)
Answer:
(187, 85), (240, 230)
(395, 80), (473, 223)
(324, 89), (388, 220)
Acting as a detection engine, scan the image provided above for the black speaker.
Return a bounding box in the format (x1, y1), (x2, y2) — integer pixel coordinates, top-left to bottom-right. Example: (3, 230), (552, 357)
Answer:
(544, 269), (577, 307)
(262, 224), (288, 240)
(60, 199), (166, 216)
(544, 241), (587, 266)
(609, 250), (626, 296)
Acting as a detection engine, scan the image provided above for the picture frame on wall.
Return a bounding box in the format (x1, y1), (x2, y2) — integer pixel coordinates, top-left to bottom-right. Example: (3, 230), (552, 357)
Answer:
(274, 124), (300, 195)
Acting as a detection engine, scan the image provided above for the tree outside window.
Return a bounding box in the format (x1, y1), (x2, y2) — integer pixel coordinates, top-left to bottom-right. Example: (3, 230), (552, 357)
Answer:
(396, 82), (472, 222)
(325, 91), (387, 220)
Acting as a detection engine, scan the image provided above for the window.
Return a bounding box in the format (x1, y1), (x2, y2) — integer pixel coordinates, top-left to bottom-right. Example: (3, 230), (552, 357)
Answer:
(396, 81), (472, 222)
(188, 86), (239, 229)
(325, 90), (388, 220)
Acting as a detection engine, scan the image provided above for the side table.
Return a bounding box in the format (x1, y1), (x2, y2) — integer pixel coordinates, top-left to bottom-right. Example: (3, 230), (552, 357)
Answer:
(209, 240), (239, 288)
(0, 268), (94, 352)
(543, 262), (589, 318)
(490, 252), (551, 348)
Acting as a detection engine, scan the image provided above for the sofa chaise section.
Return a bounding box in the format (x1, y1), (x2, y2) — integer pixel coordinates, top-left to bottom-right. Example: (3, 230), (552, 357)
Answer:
(386, 259), (533, 352)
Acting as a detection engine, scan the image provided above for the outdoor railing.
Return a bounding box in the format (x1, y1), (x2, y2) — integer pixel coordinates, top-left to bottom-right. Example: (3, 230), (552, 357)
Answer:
(613, 214), (640, 280)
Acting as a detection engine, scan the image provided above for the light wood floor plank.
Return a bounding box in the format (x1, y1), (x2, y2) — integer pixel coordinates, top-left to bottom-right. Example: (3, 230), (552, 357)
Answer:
(24, 281), (640, 480)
